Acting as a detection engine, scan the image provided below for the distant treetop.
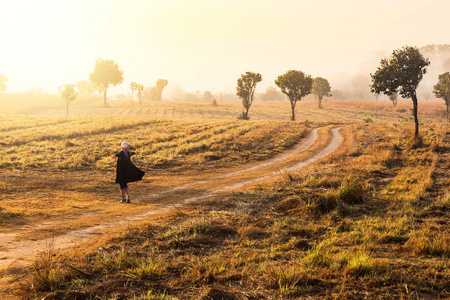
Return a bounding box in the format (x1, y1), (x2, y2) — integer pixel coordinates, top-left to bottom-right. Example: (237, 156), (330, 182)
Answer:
(89, 59), (124, 106)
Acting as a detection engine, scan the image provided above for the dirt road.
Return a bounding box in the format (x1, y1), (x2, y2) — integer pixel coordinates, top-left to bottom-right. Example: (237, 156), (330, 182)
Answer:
(0, 126), (343, 298)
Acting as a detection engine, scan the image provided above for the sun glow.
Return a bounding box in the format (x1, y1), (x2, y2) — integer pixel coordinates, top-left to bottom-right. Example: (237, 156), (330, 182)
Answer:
(0, 0), (449, 95)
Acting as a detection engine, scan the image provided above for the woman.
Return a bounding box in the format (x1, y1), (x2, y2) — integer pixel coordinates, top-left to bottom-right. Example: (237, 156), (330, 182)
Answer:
(112, 141), (145, 203)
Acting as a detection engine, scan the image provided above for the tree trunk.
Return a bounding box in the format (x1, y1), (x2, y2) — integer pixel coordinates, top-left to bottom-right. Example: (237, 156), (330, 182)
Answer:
(411, 92), (419, 139)
(393, 99), (397, 107)
(66, 102), (69, 117)
(318, 96), (323, 109)
(290, 100), (296, 121)
(103, 87), (108, 107)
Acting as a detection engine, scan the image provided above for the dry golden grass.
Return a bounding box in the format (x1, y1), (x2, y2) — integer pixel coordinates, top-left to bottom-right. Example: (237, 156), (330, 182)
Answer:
(1, 99), (449, 299)
(0, 115), (312, 239)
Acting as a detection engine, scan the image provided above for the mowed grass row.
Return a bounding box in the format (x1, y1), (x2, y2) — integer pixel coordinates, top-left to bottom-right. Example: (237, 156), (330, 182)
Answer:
(24, 96), (450, 124)
(33, 100), (292, 120)
(24, 120), (449, 299)
(35, 99), (387, 123)
(0, 116), (312, 231)
(0, 116), (309, 171)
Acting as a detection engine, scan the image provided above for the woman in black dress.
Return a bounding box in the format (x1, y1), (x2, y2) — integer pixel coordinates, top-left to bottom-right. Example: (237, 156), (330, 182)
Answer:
(112, 141), (145, 203)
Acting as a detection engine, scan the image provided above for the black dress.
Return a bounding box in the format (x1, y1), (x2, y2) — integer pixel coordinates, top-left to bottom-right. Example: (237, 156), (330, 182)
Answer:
(115, 150), (145, 184)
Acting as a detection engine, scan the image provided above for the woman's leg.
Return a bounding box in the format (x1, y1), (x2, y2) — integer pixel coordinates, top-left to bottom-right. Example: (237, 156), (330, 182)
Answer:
(119, 183), (128, 202)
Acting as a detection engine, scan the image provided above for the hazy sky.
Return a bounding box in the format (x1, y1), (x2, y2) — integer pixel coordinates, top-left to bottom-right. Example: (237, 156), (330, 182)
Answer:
(1, 0), (449, 96)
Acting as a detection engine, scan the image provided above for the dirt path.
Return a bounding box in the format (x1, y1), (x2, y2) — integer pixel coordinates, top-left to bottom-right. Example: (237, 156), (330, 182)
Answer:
(0, 126), (343, 298)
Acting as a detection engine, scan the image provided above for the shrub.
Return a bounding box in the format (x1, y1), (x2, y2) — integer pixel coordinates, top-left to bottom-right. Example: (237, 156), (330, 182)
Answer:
(337, 178), (364, 204)
(406, 231), (450, 257)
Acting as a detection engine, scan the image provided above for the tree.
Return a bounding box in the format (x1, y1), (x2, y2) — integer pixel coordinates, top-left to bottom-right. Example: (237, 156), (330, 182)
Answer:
(89, 59), (124, 106)
(312, 77), (332, 108)
(389, 92), (398, 107)
(60, 84), (78, 116)
(76, 80), (94, 94)
(260, 86), (283, 101)
(370, 46), (430, 138)
(433, 72), (450, 120)
(130, 82), (137, 101)
(150, 86), (158, 101)
(0, 73), (8, 92)
(275, 70), (313, 121)
(149, 79), (168, 101)
(202, 91), (214, 103)
(236, 72), (262, 120)
(136, 83), (144, 105)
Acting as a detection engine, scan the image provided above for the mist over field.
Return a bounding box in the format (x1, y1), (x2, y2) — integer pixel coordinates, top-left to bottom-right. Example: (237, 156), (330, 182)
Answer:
(0, 0), (450, 111)
(2, 2), (450, 298)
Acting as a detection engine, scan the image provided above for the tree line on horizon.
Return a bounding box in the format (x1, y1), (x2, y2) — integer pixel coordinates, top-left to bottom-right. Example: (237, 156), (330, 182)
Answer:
(235, 71), (331, 121)
(58, 59), (170, 115)
(1, 45), (450, 133)
(236, 45), (450, 140)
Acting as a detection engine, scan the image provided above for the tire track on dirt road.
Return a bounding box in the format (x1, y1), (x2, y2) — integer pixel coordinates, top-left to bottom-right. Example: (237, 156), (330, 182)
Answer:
(0, 126), (343, 298)
(146, 126), (321, 197)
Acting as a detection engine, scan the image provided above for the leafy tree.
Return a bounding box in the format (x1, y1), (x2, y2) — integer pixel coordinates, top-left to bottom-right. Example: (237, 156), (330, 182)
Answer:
(236, 72), (262, 120)
(312, 77), (332, 108)
(433, 72), (450, 120)
(60, 84), (78, 116)
(371, 46), (430, 138)
(275, 70), (313, 121)
(76, 80), (94, 94)
(89, 59), (124, 106)
(0, 73), (8, 92)
(150, 79), (168, 101)
(130, 82), (137, 101)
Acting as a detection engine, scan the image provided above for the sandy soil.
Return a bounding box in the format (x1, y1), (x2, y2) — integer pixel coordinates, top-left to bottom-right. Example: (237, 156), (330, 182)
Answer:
(0, 126), (343, 299)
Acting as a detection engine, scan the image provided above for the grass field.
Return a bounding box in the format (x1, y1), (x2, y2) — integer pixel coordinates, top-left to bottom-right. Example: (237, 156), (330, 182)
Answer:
(0, 98), (449, 299)
(0, 115), (310, 234)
